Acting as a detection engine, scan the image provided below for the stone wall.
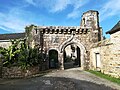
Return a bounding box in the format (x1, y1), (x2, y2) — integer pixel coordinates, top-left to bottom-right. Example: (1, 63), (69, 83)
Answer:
(26, 10), (102, 70)
(2, 66), (39, 78)
(90, 31), (120, 78)
(0, 10), (102, 70)
(31, 27), (93, 70)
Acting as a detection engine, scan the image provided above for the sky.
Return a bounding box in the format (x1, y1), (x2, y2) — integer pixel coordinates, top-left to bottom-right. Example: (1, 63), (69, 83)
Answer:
(0, 0), (120, 38)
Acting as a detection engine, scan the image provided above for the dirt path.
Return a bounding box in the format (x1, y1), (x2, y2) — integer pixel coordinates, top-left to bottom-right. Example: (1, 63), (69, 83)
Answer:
(0, 68), (120, 90)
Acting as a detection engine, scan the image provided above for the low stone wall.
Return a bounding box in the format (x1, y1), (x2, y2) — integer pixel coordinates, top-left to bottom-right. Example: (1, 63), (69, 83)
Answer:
(2, 66), (40, 78)
(90, 39), (120, 78)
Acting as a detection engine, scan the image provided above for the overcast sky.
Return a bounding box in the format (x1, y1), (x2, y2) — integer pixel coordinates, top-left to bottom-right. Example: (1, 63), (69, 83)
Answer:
(0, 0), (120, 38)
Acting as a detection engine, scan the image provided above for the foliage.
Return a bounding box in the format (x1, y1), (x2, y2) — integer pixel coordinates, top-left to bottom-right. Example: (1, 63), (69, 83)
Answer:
(18, 39), (40, 69)
(25, 24), (37, 47)
(0, 39), (41, 69)
(25, 24), (34, 37)
(87, 70), (120, 85)
(0, 39), (21, 67)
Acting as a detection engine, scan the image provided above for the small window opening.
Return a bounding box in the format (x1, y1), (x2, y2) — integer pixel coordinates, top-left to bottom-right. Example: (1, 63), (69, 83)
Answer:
(35, 29), (37, 34)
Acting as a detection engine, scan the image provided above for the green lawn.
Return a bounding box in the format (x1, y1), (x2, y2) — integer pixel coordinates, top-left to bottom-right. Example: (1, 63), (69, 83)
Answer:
(87, 70), (120, 85)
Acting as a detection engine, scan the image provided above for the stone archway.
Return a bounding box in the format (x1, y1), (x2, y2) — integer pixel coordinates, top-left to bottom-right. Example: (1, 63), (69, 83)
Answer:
(59, 38), (86, 70)
(63, 44), (81, 69)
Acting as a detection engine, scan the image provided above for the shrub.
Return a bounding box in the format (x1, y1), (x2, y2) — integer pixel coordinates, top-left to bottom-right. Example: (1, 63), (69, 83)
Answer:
(0, 39), (42, 69)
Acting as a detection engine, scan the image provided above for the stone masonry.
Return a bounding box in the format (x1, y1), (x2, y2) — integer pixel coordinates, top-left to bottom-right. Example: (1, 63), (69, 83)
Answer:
(0, 10), (120, 78)
(2, 66), (39, 78)
(26, 10), (102, 70)
(90, 21), (120, 78)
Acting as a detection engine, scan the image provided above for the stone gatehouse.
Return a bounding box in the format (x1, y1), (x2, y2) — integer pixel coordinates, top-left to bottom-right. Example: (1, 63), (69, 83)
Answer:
(25, 10), (103, 70)
(0, 10), (120, 78)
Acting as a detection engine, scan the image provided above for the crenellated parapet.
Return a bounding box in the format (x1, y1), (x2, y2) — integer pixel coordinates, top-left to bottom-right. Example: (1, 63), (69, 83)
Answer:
(34, 26), (91, 34)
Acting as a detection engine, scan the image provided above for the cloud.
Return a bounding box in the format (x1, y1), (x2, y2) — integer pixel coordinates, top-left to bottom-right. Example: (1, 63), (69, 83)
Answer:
(0, 2), (54, 33)
(24, 0), (89, 18)
(67, 0), (89, 19)
(100, 0), (120, 21)
(24, 0), (36, 6)
(50, 0), (70, 12)
(49, 0), (90, 14)
(24, 0), (69, 12)
(67, 10), (80, 19)
(0, 25), (10, 31)
(0, 7), (35, 33)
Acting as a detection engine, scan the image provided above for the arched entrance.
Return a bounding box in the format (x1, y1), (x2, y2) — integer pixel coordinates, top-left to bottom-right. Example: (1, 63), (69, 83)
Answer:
(59, 38), (86, 70)
(63, 44), (81, 69)
(49, 50), (58, 69)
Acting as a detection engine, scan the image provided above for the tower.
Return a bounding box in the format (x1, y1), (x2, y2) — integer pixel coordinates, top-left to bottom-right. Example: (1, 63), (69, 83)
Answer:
(80, 10), (102, 42)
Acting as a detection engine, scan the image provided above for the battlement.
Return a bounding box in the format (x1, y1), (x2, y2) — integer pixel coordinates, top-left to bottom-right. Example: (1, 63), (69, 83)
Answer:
(35, 26), (92, 34)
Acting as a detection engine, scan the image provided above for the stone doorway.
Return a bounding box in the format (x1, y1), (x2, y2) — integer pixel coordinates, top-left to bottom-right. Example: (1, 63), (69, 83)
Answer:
(49, 50), (58, 69)
(63, 44), (81, 69)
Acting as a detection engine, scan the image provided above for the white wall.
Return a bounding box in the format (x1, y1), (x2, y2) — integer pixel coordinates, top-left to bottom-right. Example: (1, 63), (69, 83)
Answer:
(0, 41), (11, 48)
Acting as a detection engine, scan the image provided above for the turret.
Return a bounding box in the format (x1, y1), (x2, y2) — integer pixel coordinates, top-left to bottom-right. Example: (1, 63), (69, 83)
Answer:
(80, 10), (102, 42)
(80, 10), (99, 29)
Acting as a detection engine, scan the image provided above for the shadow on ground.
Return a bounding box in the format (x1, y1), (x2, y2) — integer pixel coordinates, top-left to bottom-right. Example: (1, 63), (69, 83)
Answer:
(0, 77), (115, 90)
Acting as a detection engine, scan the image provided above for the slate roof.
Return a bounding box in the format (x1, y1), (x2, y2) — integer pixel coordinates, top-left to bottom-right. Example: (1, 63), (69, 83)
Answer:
(106, 20), (120, 34)
(0, 33), (25, 40)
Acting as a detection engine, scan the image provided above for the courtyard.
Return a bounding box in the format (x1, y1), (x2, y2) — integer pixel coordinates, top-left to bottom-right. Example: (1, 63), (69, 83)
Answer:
(0, 68), (119, 90)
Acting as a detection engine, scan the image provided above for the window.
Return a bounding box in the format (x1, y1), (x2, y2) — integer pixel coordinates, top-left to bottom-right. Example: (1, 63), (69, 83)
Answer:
(35, 29), (37, 34)
(83, 18), (85, 25)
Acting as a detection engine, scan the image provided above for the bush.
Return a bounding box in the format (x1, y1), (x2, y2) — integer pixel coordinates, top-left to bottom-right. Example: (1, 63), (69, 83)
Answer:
(0, 39), (42, 69)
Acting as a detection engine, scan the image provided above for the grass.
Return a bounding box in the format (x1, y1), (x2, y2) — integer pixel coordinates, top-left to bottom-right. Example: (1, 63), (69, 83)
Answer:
(87, 70), (120, 85)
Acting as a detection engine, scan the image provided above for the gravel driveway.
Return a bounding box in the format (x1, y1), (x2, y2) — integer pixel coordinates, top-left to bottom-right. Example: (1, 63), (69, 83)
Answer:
(0, 68), (120, 90)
